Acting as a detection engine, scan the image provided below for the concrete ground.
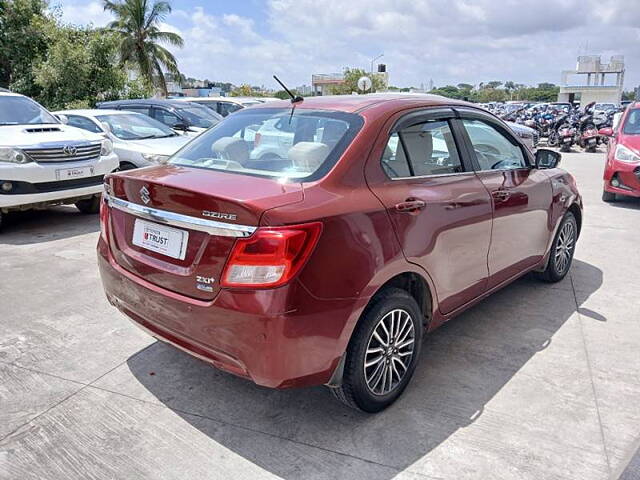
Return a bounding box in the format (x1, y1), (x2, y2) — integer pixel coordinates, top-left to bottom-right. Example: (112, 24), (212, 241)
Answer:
(1, 149), (639, 480)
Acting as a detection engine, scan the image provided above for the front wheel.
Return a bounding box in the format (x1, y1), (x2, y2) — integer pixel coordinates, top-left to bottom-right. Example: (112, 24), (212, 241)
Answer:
(75, 194), (101, 214)
(535, 211), (577, 283)
(330, 288), (423, 412)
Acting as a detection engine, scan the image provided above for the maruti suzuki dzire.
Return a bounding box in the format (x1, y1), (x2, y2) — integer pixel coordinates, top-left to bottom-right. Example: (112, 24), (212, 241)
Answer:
(98, 94), (583, 412)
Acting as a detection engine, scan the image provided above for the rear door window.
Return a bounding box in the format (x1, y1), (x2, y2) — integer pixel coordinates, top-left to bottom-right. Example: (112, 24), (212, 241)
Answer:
(382, 120), (463, 178)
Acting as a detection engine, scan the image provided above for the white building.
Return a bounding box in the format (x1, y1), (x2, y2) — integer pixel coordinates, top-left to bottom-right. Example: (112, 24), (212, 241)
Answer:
(558, 55), (625, 107)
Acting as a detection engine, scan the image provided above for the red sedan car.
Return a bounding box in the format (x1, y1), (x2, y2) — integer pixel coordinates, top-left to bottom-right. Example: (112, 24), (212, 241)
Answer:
(599, 102), (640, 201)
(98, 94), (582, 412)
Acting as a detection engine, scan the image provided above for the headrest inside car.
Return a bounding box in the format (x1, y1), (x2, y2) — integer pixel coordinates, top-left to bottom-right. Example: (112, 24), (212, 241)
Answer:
(288, 142), (330, 172)
(212, 137), (249, 164)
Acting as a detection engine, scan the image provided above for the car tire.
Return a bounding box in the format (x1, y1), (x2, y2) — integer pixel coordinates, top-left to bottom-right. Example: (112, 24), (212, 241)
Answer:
(75, 195), (101, 214)
(330, 288), (423, 413)
(119, 162), (137, 171)
(535, 211), (577, 283)
(602, 190), (616, 202)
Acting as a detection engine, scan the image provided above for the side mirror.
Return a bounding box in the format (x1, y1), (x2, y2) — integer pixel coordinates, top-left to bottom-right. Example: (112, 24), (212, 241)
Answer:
(56, 114), (69, 125)
(172, 122), (189, 132)
(598, 127), (614, 137)
(100, 122), (112, 134)
(535, 148), (561, 169)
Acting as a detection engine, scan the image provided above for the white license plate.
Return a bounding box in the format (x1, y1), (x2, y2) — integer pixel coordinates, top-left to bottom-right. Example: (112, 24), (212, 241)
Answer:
(588, 138), (596, 144)
(56, 166), (94, 180)
(563, 137), (572, 143)
(132, 219), (189, 260)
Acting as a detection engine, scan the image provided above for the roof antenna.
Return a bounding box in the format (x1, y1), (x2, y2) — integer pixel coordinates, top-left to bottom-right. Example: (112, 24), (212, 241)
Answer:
(273, 75), (303, 103)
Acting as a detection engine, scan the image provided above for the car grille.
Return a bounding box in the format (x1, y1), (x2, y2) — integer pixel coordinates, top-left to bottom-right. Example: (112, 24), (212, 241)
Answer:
(23, 143), (102, 163)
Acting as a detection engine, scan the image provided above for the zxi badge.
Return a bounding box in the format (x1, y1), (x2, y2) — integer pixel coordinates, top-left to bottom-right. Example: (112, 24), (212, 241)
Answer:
(140, 186), (151, 205)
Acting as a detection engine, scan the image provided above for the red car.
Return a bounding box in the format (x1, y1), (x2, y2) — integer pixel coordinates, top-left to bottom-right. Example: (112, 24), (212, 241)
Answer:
(98, 95), (583, 412)
(599, 102), (640, 201)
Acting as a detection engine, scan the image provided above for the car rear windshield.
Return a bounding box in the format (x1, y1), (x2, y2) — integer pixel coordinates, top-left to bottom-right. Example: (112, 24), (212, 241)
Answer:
(623, 109), (640, 135)
(0, 96), (58, 125)
(170, 108), (363, 181)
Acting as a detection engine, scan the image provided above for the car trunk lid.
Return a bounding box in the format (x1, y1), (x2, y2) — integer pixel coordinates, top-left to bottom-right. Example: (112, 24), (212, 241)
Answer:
(105, 165), (303, 300)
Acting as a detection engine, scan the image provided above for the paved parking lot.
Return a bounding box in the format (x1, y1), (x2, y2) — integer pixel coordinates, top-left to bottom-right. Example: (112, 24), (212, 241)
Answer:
(1, 150), (639, 480)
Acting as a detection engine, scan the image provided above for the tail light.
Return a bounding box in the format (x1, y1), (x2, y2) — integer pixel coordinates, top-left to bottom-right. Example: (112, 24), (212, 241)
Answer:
(221, 222), (322, 288)
(99, 195), (109, 242)
(254, 132), (262, 147)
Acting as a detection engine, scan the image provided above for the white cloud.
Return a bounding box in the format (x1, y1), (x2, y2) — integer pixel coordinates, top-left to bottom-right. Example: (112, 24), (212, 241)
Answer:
(57, 0), (113, 27)
(54, 0), (640, 90)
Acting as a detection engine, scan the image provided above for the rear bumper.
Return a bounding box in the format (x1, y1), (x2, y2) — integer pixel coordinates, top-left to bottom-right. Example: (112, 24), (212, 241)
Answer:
(98, 239), (362, 388)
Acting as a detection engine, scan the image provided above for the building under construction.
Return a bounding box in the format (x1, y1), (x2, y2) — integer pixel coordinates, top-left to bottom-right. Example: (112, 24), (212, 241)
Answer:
(558, 55), (625, 107)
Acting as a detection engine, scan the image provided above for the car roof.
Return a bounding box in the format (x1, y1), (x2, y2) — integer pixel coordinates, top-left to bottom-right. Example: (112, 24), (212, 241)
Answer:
(53, 109), (124, 116)
(250, 93), (468, 113)
(98, 99), (203, 108)
(177, 96), (242, 103)
(0, 91), (23, 97)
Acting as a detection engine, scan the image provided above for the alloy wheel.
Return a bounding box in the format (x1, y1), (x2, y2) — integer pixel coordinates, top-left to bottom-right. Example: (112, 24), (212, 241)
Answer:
(363, 309), (415, 396)
(554, 221), (575, 274)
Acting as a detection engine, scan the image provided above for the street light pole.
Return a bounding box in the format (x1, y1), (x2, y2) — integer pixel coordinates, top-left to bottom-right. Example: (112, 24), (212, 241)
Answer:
(370, 54), (384, 75)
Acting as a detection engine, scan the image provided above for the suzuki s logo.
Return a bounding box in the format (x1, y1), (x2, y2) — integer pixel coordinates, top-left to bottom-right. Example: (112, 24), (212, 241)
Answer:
(140, 186), (151, 205)
(63, 145), (78, 156)
(202, 210), (237, 221)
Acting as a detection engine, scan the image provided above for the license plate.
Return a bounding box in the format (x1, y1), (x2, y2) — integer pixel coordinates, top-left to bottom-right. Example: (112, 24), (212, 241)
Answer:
(132, 219), (189, 260)
(56, 166), (93, 180)
(563, 137), (572, 143)
(588, 138), (596, 144)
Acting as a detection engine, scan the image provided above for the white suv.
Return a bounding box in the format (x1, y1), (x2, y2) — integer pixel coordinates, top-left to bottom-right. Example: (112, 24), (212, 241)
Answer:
(0, 91), (118, 230)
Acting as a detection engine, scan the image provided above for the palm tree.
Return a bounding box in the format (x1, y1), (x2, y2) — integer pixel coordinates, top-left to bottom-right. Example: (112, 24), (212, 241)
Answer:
(104, 0), (184, 96)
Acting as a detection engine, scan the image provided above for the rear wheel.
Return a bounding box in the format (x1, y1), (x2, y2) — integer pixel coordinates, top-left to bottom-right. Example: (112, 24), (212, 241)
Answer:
(330, 288), (423, 412)
(75, 194), (101, 214)
(602, 190), (616, 202)
(535, 211), (577, 283)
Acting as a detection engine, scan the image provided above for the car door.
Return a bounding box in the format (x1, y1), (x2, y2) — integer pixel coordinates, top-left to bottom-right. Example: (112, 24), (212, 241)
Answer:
(455, 109), (553, 289)
(366, 108), (493, 314)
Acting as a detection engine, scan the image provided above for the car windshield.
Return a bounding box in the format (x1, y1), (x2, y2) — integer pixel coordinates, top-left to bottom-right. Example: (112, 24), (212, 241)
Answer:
(0, 95), (58, 125)
(178, 104), (222, 128)
(623, 109), (640, 135)
(96, 113), (178, 140)
(171, 108), (363, 181)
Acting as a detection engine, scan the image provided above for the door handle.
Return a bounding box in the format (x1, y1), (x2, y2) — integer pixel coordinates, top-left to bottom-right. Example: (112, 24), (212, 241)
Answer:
(394, 198), (426, 213)
(492, 190), (511, 201)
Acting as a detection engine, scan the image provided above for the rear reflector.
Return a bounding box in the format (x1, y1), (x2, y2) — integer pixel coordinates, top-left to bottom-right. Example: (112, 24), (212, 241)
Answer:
(221, 222), (322, 288)
(99, 195), (109, 242)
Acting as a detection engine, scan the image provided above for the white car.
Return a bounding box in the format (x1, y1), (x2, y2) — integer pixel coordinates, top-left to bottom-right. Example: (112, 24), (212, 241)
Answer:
(55, 109), (192, 170)
(0, 91), (118, 230)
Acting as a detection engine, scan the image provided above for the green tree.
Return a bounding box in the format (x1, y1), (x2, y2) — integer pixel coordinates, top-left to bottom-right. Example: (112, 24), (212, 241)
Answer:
(274, 89), (300, 100)
(32, 25), (151, 109)
(328, 68), (386, 95)
(0, 0), (53, 97)
(230, 84), (254, 97)
(103, 0), (184, 96)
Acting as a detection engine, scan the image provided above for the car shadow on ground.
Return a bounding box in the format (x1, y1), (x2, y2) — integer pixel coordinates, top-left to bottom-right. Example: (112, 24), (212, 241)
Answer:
(0, 206), (99, 245)
(609, 196), (640, 210)
(126, 259), (603, 479)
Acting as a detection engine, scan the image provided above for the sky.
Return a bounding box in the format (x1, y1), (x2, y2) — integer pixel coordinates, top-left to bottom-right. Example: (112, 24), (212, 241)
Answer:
(55, 0), (640, 91)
